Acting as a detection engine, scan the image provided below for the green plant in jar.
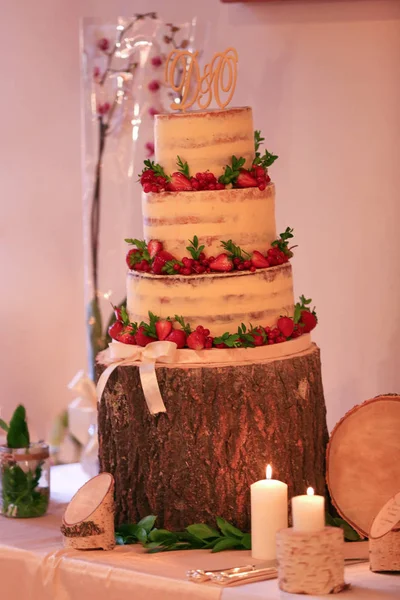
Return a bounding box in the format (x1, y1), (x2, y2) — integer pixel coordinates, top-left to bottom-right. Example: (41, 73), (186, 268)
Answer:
(0, 405), (49, 517)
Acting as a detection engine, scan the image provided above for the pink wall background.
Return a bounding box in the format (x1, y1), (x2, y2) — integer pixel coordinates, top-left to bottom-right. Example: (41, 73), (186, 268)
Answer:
(1, 0), (399, 439)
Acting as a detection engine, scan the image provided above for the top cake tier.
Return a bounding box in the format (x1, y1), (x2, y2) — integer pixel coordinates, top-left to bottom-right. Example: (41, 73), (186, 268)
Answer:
(155, 107), (254, 176)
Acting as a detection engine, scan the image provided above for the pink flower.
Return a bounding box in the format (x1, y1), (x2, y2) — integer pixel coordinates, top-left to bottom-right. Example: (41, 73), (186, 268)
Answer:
(145, 142), (155, 157)
(148, 107), (158, 118)
(98, 38), (110, 52)
(148, 80), (160, 93)
(151, 56), (163, 68)
(93, 66), (101, 80)
(97, 102), (111, 116)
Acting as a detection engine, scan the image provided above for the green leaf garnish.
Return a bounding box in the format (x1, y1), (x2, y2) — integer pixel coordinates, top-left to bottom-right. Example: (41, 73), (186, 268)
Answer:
(218, 155), (246, 185)
(141, 160), (171, 182)
(254, 130), (265, 153)
(186, 235), (205, 260)
(271, 227), (295, 257)
(177, 156), (190, 178)
(220, 240), (250, 260)
(124, 238), (151, 263)
(139, 311), (159, 339)
(174, 315), (192, 335)
(162, 260), (183, 275)
(213, 332), (241, 348)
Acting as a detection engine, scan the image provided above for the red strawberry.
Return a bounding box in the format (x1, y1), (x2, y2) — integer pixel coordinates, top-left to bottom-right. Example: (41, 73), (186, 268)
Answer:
(186, 331), (206, 350)
(251, 251), (270, 269)
(209, 253), (233, 272)
(135, 326), (156, 347)
(277, 316), (294, 338)
(165, 329), (187, 349)
(291, 324), (302, 338)
(299, 311), (317, 333)
(165, 172), (193, 192)
(117, 324), (137, 345)
(236, 169), (258, 188)
(126, 248), (141, 269)
(251, 327), (265, 346)
(148, 239), (163, 258)
(152, 250), (176, 274)
(155, 319), (172, 341)
(108, 321), (124, 341)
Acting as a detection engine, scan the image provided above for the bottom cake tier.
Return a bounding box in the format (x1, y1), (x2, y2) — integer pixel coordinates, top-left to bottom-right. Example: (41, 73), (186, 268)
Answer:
(97, 342), (328, 531)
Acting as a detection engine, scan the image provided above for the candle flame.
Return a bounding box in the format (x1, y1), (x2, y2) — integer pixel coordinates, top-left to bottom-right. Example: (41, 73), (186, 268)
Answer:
(266, 464), (272, 480)
(307, 487), (314, 496)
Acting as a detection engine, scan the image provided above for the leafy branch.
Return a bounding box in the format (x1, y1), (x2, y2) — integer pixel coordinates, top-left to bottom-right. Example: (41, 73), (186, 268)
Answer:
(174, 315), (192, 335)
(219, 156), (246, 185)
(214, 332), (241, 348)
(116, 515), (251, 553)
(221, 240), (250, 260)
(139, 311), (159, 338)
(186, 235), (205, 260)
(272, 227), (295, 257)
(177, 156), (190, 178)
(141, 160), (170, 181)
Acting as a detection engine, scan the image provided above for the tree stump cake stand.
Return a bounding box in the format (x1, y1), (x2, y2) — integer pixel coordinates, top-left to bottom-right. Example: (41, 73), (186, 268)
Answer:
(97, 343), (329, 530)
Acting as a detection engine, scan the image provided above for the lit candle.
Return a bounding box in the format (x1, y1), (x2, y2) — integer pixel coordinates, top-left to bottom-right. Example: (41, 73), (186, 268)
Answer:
(291, 487), (325, 532)
(251, 464), (288, 560)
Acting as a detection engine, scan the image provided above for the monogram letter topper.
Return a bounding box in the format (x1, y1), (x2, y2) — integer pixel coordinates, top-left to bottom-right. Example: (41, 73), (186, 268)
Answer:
(165, 47), (238, 112)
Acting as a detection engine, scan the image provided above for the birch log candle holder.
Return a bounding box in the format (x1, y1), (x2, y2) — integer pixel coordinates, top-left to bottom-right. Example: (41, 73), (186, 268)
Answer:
(369, 491), (400, 572)
(61, 472), (115, 550)
(276, 527), (346, 595)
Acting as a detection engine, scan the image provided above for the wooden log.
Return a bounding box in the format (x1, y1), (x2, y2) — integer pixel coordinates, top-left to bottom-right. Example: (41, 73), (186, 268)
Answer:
(370, 529), (400, 572)
(326, 395), (400, 538)
(97, 344), (329, 530)
(61, 473), (115, 550)
(276, 527), (346, 595)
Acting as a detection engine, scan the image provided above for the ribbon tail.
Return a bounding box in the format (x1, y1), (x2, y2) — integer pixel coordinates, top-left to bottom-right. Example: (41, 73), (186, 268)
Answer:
(96, 362), (121, 404)
(139, 361), (166, 415)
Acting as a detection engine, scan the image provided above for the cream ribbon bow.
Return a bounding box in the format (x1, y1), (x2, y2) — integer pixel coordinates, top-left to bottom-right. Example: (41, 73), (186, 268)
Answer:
(96, 340), (178, 415)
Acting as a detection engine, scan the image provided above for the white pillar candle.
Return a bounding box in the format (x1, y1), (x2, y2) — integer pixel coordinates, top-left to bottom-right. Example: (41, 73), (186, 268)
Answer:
(291, 487), (325, 532)
(251, 464), (288, 560)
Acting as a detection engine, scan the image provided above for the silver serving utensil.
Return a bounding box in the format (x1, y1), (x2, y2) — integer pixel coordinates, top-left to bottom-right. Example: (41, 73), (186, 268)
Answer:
(187, 564), (258, 583)
(210, 566), (278, 586)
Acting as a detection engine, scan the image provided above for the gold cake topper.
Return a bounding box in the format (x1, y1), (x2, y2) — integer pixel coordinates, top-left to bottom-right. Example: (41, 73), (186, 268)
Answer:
(165, 47), (238, 112)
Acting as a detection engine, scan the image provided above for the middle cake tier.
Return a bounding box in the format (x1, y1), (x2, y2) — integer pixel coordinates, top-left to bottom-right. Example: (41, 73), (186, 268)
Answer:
(127, 263), (294, 336)
(142, 184), (276, 257)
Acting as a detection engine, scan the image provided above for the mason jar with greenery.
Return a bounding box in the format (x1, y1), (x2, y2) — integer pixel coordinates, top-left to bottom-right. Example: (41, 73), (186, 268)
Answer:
(0, 406), (50, 518)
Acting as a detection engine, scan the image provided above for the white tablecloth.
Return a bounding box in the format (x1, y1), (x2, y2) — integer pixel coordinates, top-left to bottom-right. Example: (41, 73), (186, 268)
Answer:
(0, 464), (399, 600)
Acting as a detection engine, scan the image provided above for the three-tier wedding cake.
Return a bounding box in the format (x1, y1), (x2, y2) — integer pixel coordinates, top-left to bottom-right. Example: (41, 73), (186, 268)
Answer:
(97, 103), (327, 531)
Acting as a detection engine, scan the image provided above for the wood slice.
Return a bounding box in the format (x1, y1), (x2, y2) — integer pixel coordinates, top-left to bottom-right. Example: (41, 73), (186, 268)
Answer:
(326, 394), (400, 537)
(369, 528), (400, 572)
(97, 344), (329, 531)
(61, 472), (115, 550)
(276, 527), (346, 595)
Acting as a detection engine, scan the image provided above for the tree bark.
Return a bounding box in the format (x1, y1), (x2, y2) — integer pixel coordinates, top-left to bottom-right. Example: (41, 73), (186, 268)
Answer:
(97, 343), (329, 530)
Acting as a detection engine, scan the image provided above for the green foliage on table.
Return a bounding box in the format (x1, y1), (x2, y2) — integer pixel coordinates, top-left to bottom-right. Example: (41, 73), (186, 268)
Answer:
(115, 511), (361, 553)
(115, 516), (251, 553)
(0, 405), (48, 518)
(326, 512), (362, 541)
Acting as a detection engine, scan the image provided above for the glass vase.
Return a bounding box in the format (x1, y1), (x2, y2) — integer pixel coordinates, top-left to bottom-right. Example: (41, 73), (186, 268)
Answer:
(0, 443), (50, 518)
(81, 16), (207, 379)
